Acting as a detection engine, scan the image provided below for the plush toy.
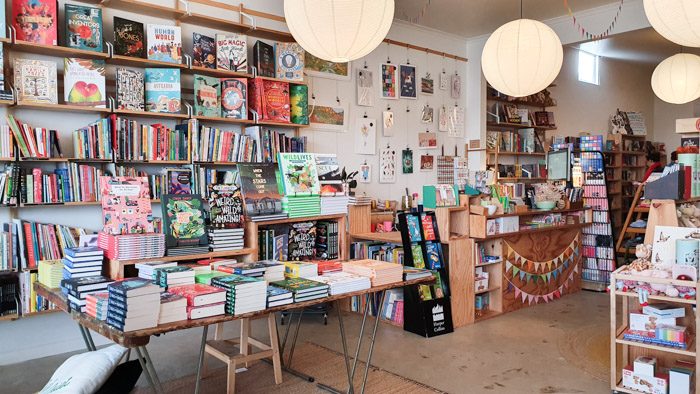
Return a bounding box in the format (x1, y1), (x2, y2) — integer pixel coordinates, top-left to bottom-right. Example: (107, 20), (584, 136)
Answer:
(676, 286), (697, 300)
(677, 204), (697, 228)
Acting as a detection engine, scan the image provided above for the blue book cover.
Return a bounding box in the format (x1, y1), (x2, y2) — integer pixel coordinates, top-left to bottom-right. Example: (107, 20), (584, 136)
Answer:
(64, 246), (103, 258)
(425, 242), (443, 270)
(65, 4), (103, 52)
(107, 277), (156, 297)
(145, 68), (181, 113)
(267, 286), (292, 299)
(61, 258), (102, 269)
(406, 215), (422, 242)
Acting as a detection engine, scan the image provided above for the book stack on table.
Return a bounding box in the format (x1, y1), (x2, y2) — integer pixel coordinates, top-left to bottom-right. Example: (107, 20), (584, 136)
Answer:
(208, 228), (244, 252)
(62, 247), (104, 280)
(260, 260), (285, 282)
(320, 196), (349, 215)
(98, 232), (166, 261)
(85, 292), (108, 321)
(153, 266), (195, 290)
(158, 292), (187, 324)
(342, 259), (403, 286)
(62, 276), (113, 313)
(270, 278), (329, 303)
(107, 278), (161, 332)
(217, 262), (267, 278)
(284, 261), (318, 279)
(194, 271), (228, 285)
(169, 284), (226, 319)
(136, 261), (177, 280)
(281, 195), (321, 218)
(310, 271), (371, 295)
(266, 286), (293, 307)
(38, 260), (64, 288)
(211, 274), (267, 315)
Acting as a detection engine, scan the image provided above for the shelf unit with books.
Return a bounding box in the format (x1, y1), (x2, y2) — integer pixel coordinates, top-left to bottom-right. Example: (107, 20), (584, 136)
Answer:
(13, 102), (111, 114)
(9, 39), (110, 60)
(107, 54), (189, 69)
(111, 109), (189, 120)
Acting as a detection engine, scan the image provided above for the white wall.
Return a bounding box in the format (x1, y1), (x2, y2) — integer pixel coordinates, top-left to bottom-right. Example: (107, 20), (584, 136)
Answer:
(653, 98), (698, 152)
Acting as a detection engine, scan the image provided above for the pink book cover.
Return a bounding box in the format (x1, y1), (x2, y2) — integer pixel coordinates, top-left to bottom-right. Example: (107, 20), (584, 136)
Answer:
(100, 176), (154, 235)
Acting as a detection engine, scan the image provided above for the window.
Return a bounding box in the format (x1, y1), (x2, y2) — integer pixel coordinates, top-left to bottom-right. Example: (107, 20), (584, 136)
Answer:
(578, 50), (599, 85)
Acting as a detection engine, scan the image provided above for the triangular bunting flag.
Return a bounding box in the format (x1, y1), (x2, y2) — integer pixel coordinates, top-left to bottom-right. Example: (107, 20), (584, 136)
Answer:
(515, 288), (521, 299)
(506, 261), (512, 272)
(539, 274), (546, 283)
(513, 266), (520, 276)
(546, 272), (551, 282)
(521, 291), (527, 303)
(552, 269), (558, 279)
(574, 264), (579, 274)
(519, 271), (525, 281)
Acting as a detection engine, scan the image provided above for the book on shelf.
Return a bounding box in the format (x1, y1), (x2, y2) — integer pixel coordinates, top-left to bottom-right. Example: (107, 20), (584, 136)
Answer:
(192, 167), (235, 198)
(13, 220), (86, 269)
(0, 165), (19, 206)
(0, 126), (13, 159)
(275, 42), (304, 82)
(216, 33), (247, 72)
(14, 59), (58, 105)
(193, 74), (220, 117)
(315, 153), (343, 196)
(115, 165), (165, 200)
(64, 58), (106, 108)
(100, 176), (154, 235)
(315, 221), (339, 260)
(253, 40), (275, 78)
(166, 168), (192, 194)
(0, 43), (4, 91)
(6, 115), (61, 159)
(146, 24), (182, 64)
(207, 183), (245, 228)
(192, 32), (215, 69)
(145, 68), (181, 114)
(278, 152), (320, 196)
(112, 115), (191, 161)
(290, 85), (309, 125)
(161, 194), (208, 255)
(113, 17), (145, 58)
(116, 68), (145, 111)
(257, 229), (288, 260)
(287, 221), (316, 261)
(73, 118), (112, 159)
(221, 78), (247, 119)
(248, 78), (290, 123)
(64, 4), (103, 53)
(237, 162), (285, 221)
(12, 0), (57, 45)
(20, 163), (105, 204)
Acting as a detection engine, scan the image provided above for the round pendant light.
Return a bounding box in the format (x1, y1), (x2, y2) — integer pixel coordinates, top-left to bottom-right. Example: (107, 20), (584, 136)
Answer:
(644, 0), (700, 47)
(283, 0), (395, 63)
(481, 19), (563, 98)
(651, 53), (700, 104)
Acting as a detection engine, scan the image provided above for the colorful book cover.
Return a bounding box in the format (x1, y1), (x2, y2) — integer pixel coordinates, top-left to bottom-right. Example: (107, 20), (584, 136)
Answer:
(270, 277), (326, 293)
(290, 84), (309, 125)
(425, 242), (442, 270)
(421, 214), (436, 241)
(221, 78), (247, 119)
(166, 168), (192, 194)
(65, 4), (102, 52)
(64, 58), (106, 107)
(315, 153), (342, 196)
(216, 33), (247, 72)
(253, 40), (275, 77)
(275, 42), (304, 81)
(116, 68), (144, 110)
(237, 163), (283, 217)
(193, 74), (220, 117)
(277, 153), (320, 196)
(113, 17), (144, 57)
(287, 221), (316, 261)
(100, 176), (154, 235)
(207, 184), (245, 229)
(192, 32), (215, 69)
(146, 24), (182, 64)
(145, 68), (181, 113)
(13, 0), (57, 44)
(161, 194), (207, 249)
(406, 215), (422, 242)
(411, 244), (425, 269)
(14, 59), (57, 104)
(248, 78), (291, 122)
(0, 43), (4, 90)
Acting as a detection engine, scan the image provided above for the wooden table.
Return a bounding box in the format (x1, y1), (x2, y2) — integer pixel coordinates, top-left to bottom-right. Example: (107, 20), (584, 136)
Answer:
(35, 276), (433, 393)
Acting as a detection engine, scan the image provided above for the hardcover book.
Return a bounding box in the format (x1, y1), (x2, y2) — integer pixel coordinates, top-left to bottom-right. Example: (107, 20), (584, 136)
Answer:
(216, 33), (247, 72)
(421, 214), (436, 241)
(425, 242), (443, 270)
(248, 78), (290, 123)
(253, 40), (275, 77)
(192, 33), (215, 69)
(65, 4), (102, 52)
(161, 194), (207, 249)
(145, 68), (181, 113)
(207, 184), (245, 229)
(277, 153), (320, 196)
(116, 68), (144, 110)
(406, 215), (422, 242)
(64, 58), (106, 107)
(270, 277), (328, 293)
(220, 78), (247, 119)
(146, 24), (182, 64)
(237, 163), (284, 217)
(287, 221), (316, 261)
(411, 244), (425, 269)
(14, 59), (57, 104)
(13, 0), (57, 44)
(315, 153), (342, 195)
(193, 74), (220, 117)
(290, 84), (309, 125)
(100, 176), (154, 235)
(113, 17), (144, 57)
(166, 168), (192, 194)
(275, 42), (304, 81)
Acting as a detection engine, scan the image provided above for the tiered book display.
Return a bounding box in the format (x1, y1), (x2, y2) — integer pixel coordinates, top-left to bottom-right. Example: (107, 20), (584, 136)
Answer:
(604, 134), (648, 235)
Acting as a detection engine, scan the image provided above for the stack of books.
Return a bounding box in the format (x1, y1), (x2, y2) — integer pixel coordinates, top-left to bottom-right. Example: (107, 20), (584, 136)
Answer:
(348, 195), (372, 205)
(135, 261), (177, 280)
(320, 195), (349, 215)
(208, 228), (245, 252)
(281, 196), (321, 218)
(316, 260), (342, 274)
(85, 292), (108, 321)
(403, 267), (434, 281)
(217, 262), (266, 278)
(62, 246), (104, 280)
(169, 284), (226, 319)
(153, 266), (195, 289)
(98, 232), (166, 261)
(166, 244), (210, 257)
(342, 260), (403, 286)
(61, 276), (113, 313)
(267, 286), (293, 307)
(194, 270), (228, 285)
(311, 272), (371, 295)
(260, 260), (285, 282)
(107, 278), (162, 332)
(270, 278), (329, 303)
(315, 221), (339, 260)
(158, 292), (187, 324)
(38, 260), (63, 288)
(211, 274), (267, 315)
(284, 261), (318, 279)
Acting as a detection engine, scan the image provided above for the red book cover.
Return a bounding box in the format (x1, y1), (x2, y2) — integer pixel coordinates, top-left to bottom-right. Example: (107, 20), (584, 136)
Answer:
(24, 222), (35, 268)
(684, 167), (691, 200)
(248, 77), (264, 120)
(12, 0), (58, 45)
(262, 80), (290, 123)
(32, 168), (42, 202)
(421, 215), (436, 241)
(169, 283), (226, 306)
(48, 225), (58, 257)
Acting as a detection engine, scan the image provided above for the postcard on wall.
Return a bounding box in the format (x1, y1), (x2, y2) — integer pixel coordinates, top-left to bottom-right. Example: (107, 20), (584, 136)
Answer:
(355, 117), (377, 155)
(448, 106), (465, 137)
(420, 155), (434, 171)
(439, 71), (448, 90)
(382, 110), (394, 136)
(418, 132), (437, 149)
(381, 63), (398, 100)
(438, 106), (449, 132)
(402, 148), (413, 174)
(451, 73), (461, 99)
(379, 147), (396, 184)
(309, 102), (348, 132)
(305, 52), (350, 80)
(421, 74), (433, 95)
(357, 69), (373, 107)
(421, 104), (434, 124)
(359, 164), (371, 183)
(399, 64), (417, 99)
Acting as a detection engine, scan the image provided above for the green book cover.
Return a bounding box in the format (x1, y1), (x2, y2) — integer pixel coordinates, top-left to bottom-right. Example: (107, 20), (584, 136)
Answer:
(411, 244), (425, 269)
(195, 271), (227, 285)
(161, 194), (207, 249)
(290, 84), (309, 125)
(194, 74), (220, 117)
(270, 277), (327, 293)
(211, 273), (261, 288)
(277, 153), (320, 196)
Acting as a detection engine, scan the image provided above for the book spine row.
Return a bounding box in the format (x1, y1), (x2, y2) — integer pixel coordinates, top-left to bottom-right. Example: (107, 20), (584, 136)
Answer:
(114, 165), (165, 200)
(72, 119), (112, 160)
(114, 116), (189, 161)
(196, 126), (306, 163)
(20, 164), (103, 204)
(6, 115), (62, 159)
(18, 270), (56, 314)
(0, 125), (15, 158)
(0, 164), (19, 206)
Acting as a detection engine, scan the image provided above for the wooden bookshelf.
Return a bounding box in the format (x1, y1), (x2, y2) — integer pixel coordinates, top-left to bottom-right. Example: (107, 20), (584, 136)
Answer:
(14, 102), (111, 114)
(100, 0), (187, 18)
(109, 54), (188, 69)
(486, 150), (546, 157)
(496, 177), (546, 181)
(18, 157), (70, 162)
(192, 115), (252, 125)
(254, 213), (347, 227)
(112, 109), (189, 119)
(0, 99), (14, 106)
(255, 120), (309, 128)
(486, 122), (556, 131)
(256, 75), (307, 85)
(349, 231), (402, 244)
(11, 41), (109, 59)
(486, 95), (556, 108)
(178, 12), (250, 33)
(187, 66), (251, 79)
(193, 161), (240, 166)
(472, 222), (590, 241)
(116, 159), (189, 165)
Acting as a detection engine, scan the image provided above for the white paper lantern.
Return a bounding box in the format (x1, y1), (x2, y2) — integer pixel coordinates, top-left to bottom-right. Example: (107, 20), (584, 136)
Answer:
(283, 0), (394, 63)
(481, 19), (563, 98)
(644, 0), (700, 47)
(651, 53), (700, 104)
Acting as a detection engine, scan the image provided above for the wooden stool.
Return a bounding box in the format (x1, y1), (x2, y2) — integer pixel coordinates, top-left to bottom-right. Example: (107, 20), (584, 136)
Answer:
(201, 313), (282, 393)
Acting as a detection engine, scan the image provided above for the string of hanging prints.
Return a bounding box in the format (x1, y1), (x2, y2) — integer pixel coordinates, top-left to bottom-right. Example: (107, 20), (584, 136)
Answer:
(563, 0), (625, 40)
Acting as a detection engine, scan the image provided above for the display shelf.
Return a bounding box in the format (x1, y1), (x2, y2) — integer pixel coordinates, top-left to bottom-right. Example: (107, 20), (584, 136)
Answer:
(192, 115), (252, 125)
(255, 120), (309, 128)
(112, 109), (189, 119)
(178, 12), (250, 33)
(474, 259), (503, 268)
(486, 150), (546, 157)
(485, 95), (555, 108)
(617, 290), (696, 305)
(111, 247), (257, 266)
(474, 309), (502, 322)
(192, 161), (240, 166)
(21, 309), (60, 317)
(256, 75), (307, 85)
(11, 41), (109, 59)
(20, 201), (100, 207)
(475, 285), (500, 295)
(615, 332), (696, 357)
(0, 313), (19, 321)
(349, 231), (402, 244)
(496, 177), (546, 181)
(474, 207), (591, 219)
(256, 213), (346, 227)
(14, 102), (111, 114)
(187, 66), (251, 79)
(18, 157), (70, 162)
(249, 26), (295, 42)
(473, 222), (591, 241)
(100, 0), (186, 18)
(486, 121), (556, 131)
(109, 54), (187, 69)
(116, 159), (190, 165)
(0, 99), (14, 106)
(613, 384), (647, 394)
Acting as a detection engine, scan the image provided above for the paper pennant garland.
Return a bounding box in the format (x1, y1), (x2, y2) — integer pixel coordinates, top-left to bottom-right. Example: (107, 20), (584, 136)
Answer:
(505, 264), (579, 306)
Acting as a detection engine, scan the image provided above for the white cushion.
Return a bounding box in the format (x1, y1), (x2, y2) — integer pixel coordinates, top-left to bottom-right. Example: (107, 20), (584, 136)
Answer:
(40, 344), (127, 394)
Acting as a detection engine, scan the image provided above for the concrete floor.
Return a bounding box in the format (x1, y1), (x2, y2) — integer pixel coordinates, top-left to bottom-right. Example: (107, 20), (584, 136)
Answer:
(0, 290), (609, 393)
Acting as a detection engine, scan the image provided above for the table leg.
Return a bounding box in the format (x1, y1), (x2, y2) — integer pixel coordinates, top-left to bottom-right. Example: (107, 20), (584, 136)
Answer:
(264, 310), (315, 382)
(135, 346), (160, 394)
(286, 309), (304, 367)
(359, 291), (386, 394)
(84, 326), (96, 351)
(77, 323), (92, 351)
(139, 346), (163, 394)
(349, 294), (372, 384)
(194, 325), (209, 394)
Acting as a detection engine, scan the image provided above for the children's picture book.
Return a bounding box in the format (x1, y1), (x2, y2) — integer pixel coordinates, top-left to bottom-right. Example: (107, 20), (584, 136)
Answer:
(248, 78), (290, 123)
(216, 33), (247, 72)
(13, 0), (57, 44)
(14, 59), (57, 104)
(275, 42), (304, 82)
(65, 4), (102, 52)
(406, 215), (422, 242)
(193, 74), (220, 117)
(113, 17), (144, 57)
(100, 176), (154, 235)
(277, 153), (320, 196)
(290, 84), (309, 125)
(161, 194), (207, 249)
(425, 242), (443, 270)
(145, 68), (181, 113)
(64, 58), (106, 107)
(220, 78), (247, 119)
(146, 24), (182, 64)
(315, 153), (343, 196)
(253, 40), (275, 77)
(192, 32), (215, 68)
(411, 244), (425, 269)
(116, 68), (144, 110)
(421, 214), (436, 241)
(237, 163), (284, 217)
(287, 221), (316, 261)
(166, 168), (192, 194)
(207, 184), (245, 229)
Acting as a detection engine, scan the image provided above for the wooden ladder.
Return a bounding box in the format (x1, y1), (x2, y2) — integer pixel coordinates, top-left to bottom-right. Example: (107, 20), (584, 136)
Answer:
(615, 184), (648, 258)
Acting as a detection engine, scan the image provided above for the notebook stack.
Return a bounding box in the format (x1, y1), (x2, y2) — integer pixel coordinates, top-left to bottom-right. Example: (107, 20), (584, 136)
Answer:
(270, 278), (329, 303)
(310, 272), (371, 295)
(320, 195), (349, 215)
(208, 228), (245, 252)
(211, 274), (267, 315)
(281, 195), (321, 218)
(158, 292), (188, 324)
(61, 276), (113, 313)
(403, 267), (434, 281)
(135, 261), (177, 280)
(169, 284), (226, 319)
(98, 232), (166, 260)
(342, 259), (403, 286)
(259, 260), (285, 282)
(267, 286), (293, 307)
(107, 278), (162, 332)
(217, 262), (267, 278)
(62, 247), (104, 280)
(153, 266), (195, 289)
(38, 260), (64, 288)
(85, 292), (108, 321)
(284, 261), (318, 279)
(194, 271), (228, 285)
(348, 195), (372, 205)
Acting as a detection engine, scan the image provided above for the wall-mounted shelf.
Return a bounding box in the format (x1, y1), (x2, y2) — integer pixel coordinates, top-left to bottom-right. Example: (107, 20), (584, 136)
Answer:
(112, 109), (189, 119)
(109, 54), (187, 69)
(14, 102), (110, 114)
(11, 41), (109, 59)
